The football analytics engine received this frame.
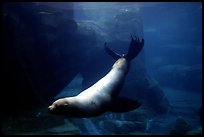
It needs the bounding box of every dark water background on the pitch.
[2,2,202,135]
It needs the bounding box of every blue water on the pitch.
[2,2,202,135]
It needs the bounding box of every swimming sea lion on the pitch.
[48,36,144,118]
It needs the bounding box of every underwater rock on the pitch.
[76,20,108,49]
[187,126,202,135]
[170,117,190,135]
[2,3,77,115]
[100,120,146,134]
[2,2,100,116]
[121,74,170,114]
[107,8,143,41]
[141,76,170,114]
[54,74,83,100]
[2,115,62,135]
[153,64,202,91]
[77,21,100,38]
[119,108,153,122]
[1,106,80,135]
[147,88,170,114]
[42,120,80,135]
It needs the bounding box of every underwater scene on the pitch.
[2,2,202,135]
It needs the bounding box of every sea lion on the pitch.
[48,36,144,118]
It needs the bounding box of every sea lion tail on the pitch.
[104,35,144,61]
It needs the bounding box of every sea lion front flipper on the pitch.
[108,97,141,113]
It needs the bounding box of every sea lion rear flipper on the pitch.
[104,35,144,61]
[108,97,141,113]
[125,35,144,61]
[104,42,122,60]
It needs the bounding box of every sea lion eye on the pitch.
[63,104,69,107]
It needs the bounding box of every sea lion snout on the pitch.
[48,105,55,111]
[48,105,57,114]
[48,104,62,114]
[48,100,70,114]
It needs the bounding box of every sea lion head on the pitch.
[48,97,79,116]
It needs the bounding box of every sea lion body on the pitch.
[48,36,144,117]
